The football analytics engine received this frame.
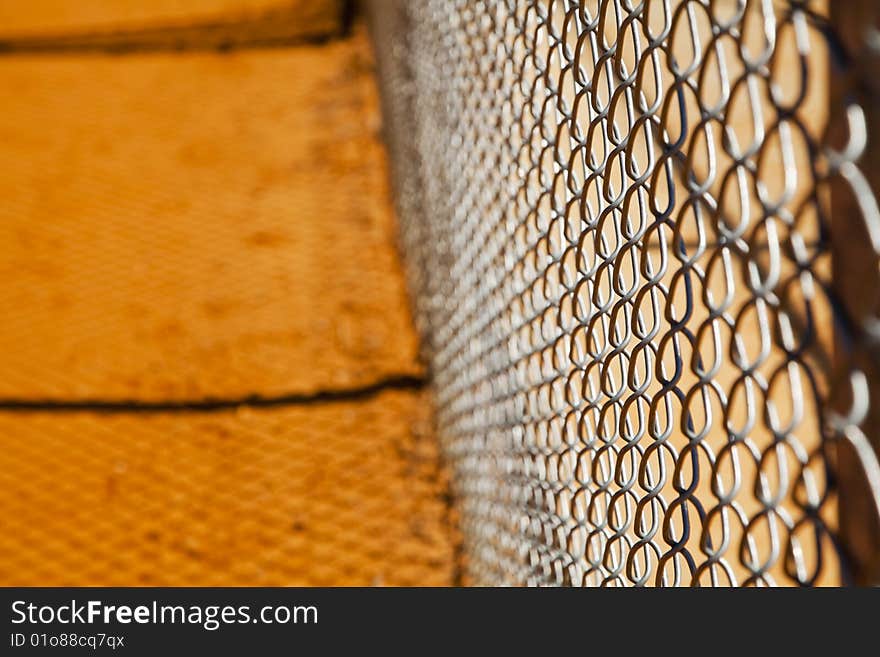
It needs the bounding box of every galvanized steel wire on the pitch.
[370,0,880,586]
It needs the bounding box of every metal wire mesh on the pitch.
[371,0,880,586]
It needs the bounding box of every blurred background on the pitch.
[0,0,458,585]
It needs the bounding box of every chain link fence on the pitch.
[369,0,880,586]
